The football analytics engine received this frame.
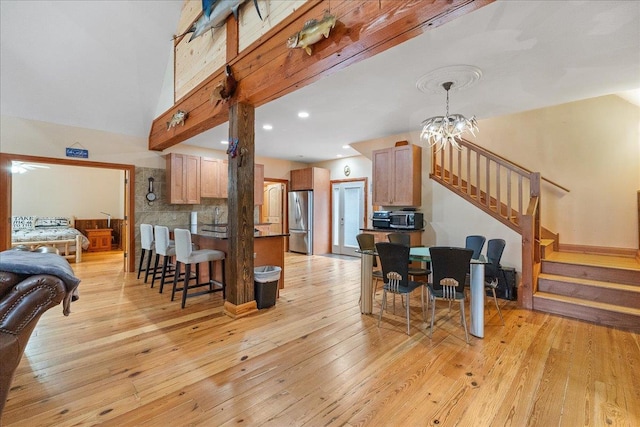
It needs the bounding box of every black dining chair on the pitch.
[465,235,486,259]
[375,242,425,335]
[428,246,474,344]
[464,235,486,287]
[484,239,506,325]
[387,232,430,281]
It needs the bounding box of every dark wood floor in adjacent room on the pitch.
[3,251,639,426]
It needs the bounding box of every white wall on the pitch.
[12,164,124,219]
[1,115,166,168]
[466,95,640,250]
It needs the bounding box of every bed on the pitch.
[11,216,90,263]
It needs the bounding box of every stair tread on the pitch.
[538,273,640,291]
[540,239,554,247]
[534,292,640,315]
[543,258,640,273]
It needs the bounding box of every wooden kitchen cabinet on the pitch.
[201,159,263,205]
[290,167,314,191]
[167,153,201,204]
[372,143,422,207]
[201,157,228,198]
[86,228,112,252]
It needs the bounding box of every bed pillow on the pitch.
[35,217,70,228]
[12,216,37,230]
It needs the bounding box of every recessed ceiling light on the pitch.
[342,145,350,149]
[220,140,228,145]
[298,111,309,118]
[336,154,343,158]
[263,124,273,130]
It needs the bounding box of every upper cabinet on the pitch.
[201,158,264,205]
[168,153,264,205]
[166,153,201,204]
[290,167,316,191]
[372,143,422,207]
[201,157,228,199]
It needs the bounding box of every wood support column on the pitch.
[223,102,258,319]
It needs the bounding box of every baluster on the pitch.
[485,157,491,208]
[506,169,513,224]
[518,175,523,216]
[496,163,501,217]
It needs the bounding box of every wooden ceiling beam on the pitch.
[149,0,493,152]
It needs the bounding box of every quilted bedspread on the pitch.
[12,227,90,250]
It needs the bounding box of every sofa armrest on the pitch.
[0,273,66,335]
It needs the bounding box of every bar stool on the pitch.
[151,225,176,292]
[137,224,154,283]
[172,228,226,308]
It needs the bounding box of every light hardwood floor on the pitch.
[3,251,639,426]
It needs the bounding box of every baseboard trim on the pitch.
[223,300,258,319]
[558,243,637,258]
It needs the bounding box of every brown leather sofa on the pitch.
[0,250,80,420]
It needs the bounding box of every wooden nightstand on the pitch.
[86,228,112,252]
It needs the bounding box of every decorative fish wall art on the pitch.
[167,110,188,130]
[287,11,337,55]
[175,0,263,43]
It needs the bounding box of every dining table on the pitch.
[357,246,489,338]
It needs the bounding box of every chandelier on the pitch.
[420,81,478,151]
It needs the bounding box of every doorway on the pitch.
[331,179,366,256]
[260,179,287,234]
[0,153,135,272]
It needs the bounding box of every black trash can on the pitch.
[254,266,281,309]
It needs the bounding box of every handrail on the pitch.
[457,138,570,193]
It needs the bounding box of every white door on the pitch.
[332,180,365,256]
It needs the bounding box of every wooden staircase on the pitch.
[431,139,640,332]
[535,255,640,331]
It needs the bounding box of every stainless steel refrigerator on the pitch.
[288,190,313,254]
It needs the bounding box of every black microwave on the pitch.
[389,212,424,229]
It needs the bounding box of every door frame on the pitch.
[0,152,136,272]
[330,177,368,255]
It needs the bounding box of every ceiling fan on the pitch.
[11,161,50,174]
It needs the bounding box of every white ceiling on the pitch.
[1,1,639,164]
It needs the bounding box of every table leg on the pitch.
[469,263,485,338]
[360,253,373,314]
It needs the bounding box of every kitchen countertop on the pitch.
[168,225,288,240]
[360,227,424,232]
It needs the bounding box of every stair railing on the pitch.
[430,138,541,309]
